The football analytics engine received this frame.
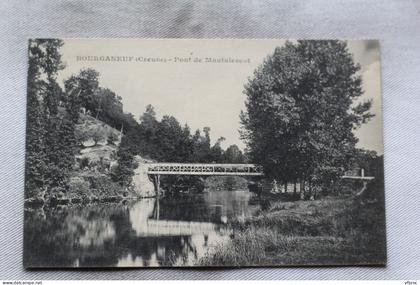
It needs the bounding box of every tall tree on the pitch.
[155,116,193,162]
[180,124,194,162]
[112,144,137,187]
[223,144,245,163]
[240,40,373,193]
[139,104,159,156]
[140,104,158,130]
[94,88,124,129]
[25,39,83,198]
[25,40,48,198]
[25,39,72,198]
[64,68,100,116]
[210,137,226,163]
[191,128,212,162]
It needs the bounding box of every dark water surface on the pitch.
[24,190,262,267]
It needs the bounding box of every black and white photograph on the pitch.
[23,38,385,268]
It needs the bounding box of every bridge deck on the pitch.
[341,175,375,181]
[146,163,374,180]
[146,163,264,176]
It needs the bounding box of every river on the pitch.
[24,190,265,267]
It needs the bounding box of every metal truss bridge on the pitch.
[146,163,264,176]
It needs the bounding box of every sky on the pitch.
[57,39,383,154]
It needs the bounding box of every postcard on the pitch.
[24,39,385,267]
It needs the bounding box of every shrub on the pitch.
[75,128,89,147]
[79,157,90,169]
[107,132,119,145]
[68,177,90,196]
[88,126,106,146]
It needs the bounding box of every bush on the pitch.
[88,126,106,146]
[68,177,90,196]
[79,157,90,169]
[87,175,123,197]
[107,132,119,145]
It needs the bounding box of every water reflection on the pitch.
[24,190,260,267]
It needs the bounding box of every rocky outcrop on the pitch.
[131,155,156,198]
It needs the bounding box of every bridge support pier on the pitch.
[153,174,161,198]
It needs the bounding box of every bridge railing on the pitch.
[341,168,375,181]
[146,163,264,176]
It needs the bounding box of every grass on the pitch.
[198,188,386,266]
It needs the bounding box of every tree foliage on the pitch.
[240,40,374,188]
[64,68,99,114]
[25,40,247,197]
[89,126,106,146]
[223,144,245,163]
[64,71,137,133]
[25,39,78,198]
[112,104,246,190]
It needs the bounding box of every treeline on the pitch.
[112,104,246,189]
[63,68,138,133]
[26,39,246,199]
[25,39,139,200]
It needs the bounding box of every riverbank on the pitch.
[198,189,386,266]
